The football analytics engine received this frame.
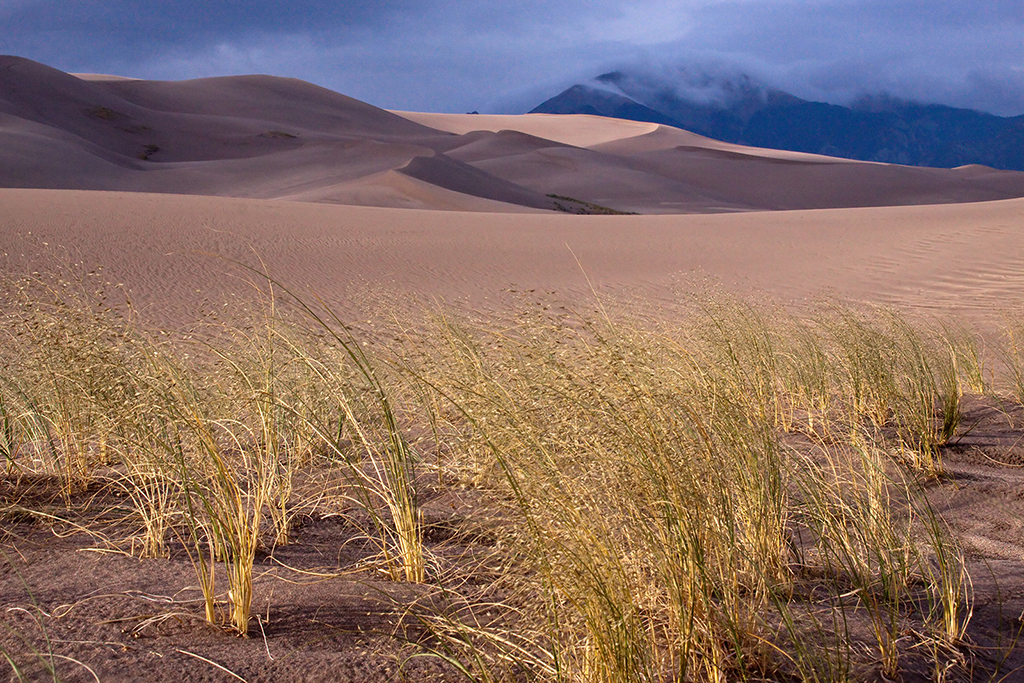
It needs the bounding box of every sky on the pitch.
[2,0,1022,116]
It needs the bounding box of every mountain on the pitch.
[523,85,681,128]
[531,72,1024,171]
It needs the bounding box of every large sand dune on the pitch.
[5,55,1024,213]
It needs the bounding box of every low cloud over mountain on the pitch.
[532,68,1024,171]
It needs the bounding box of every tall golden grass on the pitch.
[0,273,1011,680]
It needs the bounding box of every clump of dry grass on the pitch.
[0,274,427,636]
[404,299,979,681]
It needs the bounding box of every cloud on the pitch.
[2,1,415,39]
[1,0,1021,116]
[664,0,1024,114]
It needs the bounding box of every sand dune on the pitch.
[71,73,142,82]
[4,56,1024,213]
[587,123,855,161]
[391,111,662,148]
[397,154,556,209]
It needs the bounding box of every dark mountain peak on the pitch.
[605,67,772,111]
[529,84,681,128]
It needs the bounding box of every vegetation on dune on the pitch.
[1,270,1023,680]
[547,194,638,215]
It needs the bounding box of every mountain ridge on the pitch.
[531,74,1024,171]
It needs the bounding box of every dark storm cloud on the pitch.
[2,1,415,39]
[1,0,620,49]
[0,0,422,68]
[1,0,1021,115]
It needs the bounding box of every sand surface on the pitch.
[1,188,1022,330]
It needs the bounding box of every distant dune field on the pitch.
[4,55,1024,215]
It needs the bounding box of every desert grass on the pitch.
[402,301,983,681]
[0,273,1015,679]
[998,318,1024,405]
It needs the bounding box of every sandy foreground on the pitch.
[2,187,1023,682]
